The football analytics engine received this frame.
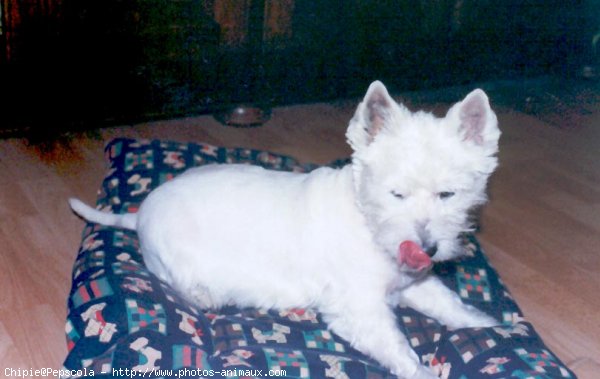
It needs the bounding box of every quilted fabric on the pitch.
[63,138,576,378]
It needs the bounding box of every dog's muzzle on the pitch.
[416,223,437,258]
[424,244,438,258]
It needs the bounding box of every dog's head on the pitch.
[346,81,500,266]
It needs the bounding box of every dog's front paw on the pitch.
[407,365,438,379]
[448,307,500,330]
[474,313,501,328]
[468,308,501,328]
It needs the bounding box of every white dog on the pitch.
[70,81,501,379]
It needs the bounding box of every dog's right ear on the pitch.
[446,88,500,156]
[346,81,395,151]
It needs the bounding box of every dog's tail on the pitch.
[69,198,137,231]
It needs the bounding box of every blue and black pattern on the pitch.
[63,138,575,378]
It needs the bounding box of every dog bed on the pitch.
[62,138,575,379]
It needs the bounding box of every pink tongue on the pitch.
[398,241,432,270]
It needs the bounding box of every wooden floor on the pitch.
[0,80,598,378]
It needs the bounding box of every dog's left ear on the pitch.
[448,89,500,153]
[346,81,396,151]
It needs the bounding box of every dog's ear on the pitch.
[346,81,395,151]
[448,89,500,153]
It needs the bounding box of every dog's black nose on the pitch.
[425,244,438,257]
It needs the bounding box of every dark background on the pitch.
[1,0,598,138]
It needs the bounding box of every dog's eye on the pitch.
[438,191,455,200]
[391,191,405,199]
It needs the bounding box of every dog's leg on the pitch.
[396,275,498,329]
[322,295,437,379]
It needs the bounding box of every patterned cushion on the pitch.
[63,138,575,378]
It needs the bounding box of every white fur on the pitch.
[70,81,501,379]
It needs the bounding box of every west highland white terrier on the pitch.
[70,81,501,379]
